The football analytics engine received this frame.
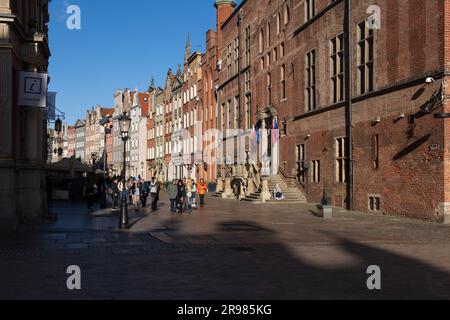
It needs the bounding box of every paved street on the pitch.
[1,193,450,300]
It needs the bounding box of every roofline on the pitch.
[221,0,248,30]
[187,51,202,64]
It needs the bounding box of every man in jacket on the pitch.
[149,177,159,211]
[197,179,208,207]
[167,180,178,213]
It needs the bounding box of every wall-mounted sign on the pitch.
[18,72,48,108]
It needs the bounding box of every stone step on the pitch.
[266,200,307,204]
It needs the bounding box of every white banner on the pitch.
[18,72,48,108]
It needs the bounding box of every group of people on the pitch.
[107,176,161,212]
[81,173,209,215]
[166,178,208,214]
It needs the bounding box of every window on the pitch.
[245,26,251,67]
[259,29,264,53]
[221,103,226,132]
[245,95,251,130]
[281,64,287,100]
[311,160,320,183]
[234,96,239,129]
[284,5,290,25]
[358,21,375,94]
[305,0,315,21]
[277,12,281,34]
[330,34,344,103]
[244,70,251,93]
[369,196,381,212]
[273,48,277,62]
[306,50,316,111]
[227,100,232,130]
[296,145,306,184]
[226,43,233,78]
[267,73,272,105]
[234,38,240,74]
[280,42,285,57]
[336,137,348,183]
[373,134,379,169]
[267,22,271,47]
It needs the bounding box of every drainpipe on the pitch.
[344,0,354,210]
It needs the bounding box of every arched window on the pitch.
[284,5,290,25]
[259,28,264,53]
[277,12,281,34]
[281,65,286,100]
[267,73,272,105]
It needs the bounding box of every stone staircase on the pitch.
[242,175,307,204]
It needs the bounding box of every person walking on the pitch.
[149,177,159,211]
[191,179,197,209]
[167,180,178,214]
[140,179,149,208]
[186,179,193,213]
[111,178,119,209]
[83,177,96,214]
[177,179,186,213]
[197,178,208,207]
[131,180,140,211]
[233,178,242,201]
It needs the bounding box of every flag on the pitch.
[272,118,279,145]
[254,125,260,145]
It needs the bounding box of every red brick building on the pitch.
[181,37,203,180]
[213,0,450,222]
[199,29,219,183]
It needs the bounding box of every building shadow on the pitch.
[2,214,450,299]
[133,219,450,299]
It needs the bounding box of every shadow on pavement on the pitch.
[1,204,450,299]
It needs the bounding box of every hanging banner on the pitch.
[46,92,57,120]
[18,72,48,108]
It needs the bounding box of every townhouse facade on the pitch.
[168,67,185,181]
[182,40,203,180]
[74,119,86,162]
[112,89,133,176]
[67,126,76,158]
[154,88,166,181]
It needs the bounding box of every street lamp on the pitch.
[99,116,112,209]
[118,112,131,229]
[55,118,62,133]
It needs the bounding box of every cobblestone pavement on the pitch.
[1,194,450,299]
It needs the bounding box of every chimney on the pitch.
[215,0,237,54]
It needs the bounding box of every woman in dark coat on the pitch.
[176,179,186,213]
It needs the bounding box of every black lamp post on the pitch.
[99,116,112,209]
[118,112,131,229]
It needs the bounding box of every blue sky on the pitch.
[48,0,231,124]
